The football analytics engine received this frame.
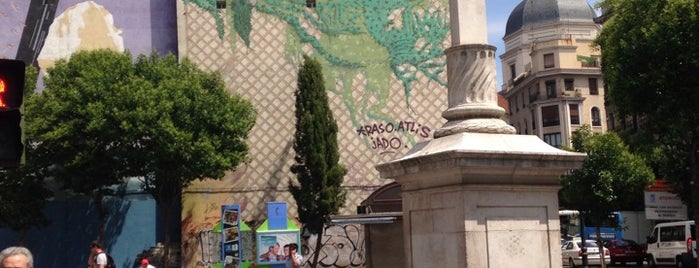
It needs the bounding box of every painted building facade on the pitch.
[2,0,452,267]
[1,1,178,267]
[175,1,450,267]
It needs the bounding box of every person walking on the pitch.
[89,241,108,268]
[140,258,155,268]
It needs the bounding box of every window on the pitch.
[529,86,539,102]
[544,133,562,148]
[659,226,685,242]
[542,105,560,127]
[521,92,525,108]
[589,78,598,95]
[591,107,602,126]
[569,104,580,125]
[546,80,557,98]
[544,53,554,68]
[565,78,574,91]
[607,112,615,130]
[531,110,537,130]
[510,64,516,81]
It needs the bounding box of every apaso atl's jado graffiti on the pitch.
[357,121,432,153]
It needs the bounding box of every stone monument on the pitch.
[374,0,586,267]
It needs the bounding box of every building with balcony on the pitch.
[500,0,606,148]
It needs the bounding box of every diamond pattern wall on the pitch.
[178,2,449,266]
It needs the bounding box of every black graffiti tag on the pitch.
[357,121,432,153]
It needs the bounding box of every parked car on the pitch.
[561,239,610,267]
[602,239,645,266]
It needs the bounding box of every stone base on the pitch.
[376,132,585,268]
[403,184,561,268]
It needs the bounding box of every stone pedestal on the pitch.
[375,133,585,268]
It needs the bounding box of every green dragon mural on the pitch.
[184,0,450,147]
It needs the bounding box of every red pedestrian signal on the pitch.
[0,78,6,108]
[0,59,26,168]
[0,59,25,111]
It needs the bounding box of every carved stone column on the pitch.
[435,44,515,138]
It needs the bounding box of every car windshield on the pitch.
[616,240,637,247]
[577,242,598,248]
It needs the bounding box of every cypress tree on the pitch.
[290,55,347,268]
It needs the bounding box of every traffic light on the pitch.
[0,59,26,168]
[0,59,25,110]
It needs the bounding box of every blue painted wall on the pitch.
[0,179,180,268]
[0,0,179,267]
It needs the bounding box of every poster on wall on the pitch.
[222,204,241,268]
[256,231,300,264]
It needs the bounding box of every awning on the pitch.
[330,212,402,225]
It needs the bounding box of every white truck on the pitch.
[646,220,696,267]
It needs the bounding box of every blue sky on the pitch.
[485,0,601,89]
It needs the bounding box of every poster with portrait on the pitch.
[256,231,300,264]
[221,204,241,268]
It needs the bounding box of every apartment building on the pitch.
[500,0,606,148]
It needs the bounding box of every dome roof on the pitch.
[505,0,597,37]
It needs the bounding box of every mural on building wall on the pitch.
[2,0,450,266]
[178,1,451,267]
[37,1,125,70]
[184,0,449,151]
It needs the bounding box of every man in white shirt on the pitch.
[89,241,107,268]
[285,243,302,268]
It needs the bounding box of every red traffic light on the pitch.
[0,59,26,111]
[0,59,25,168]
[0,78,6,108]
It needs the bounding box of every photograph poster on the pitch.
[257,231,300,264]
[221,204,241,268]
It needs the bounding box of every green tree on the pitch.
[560,125,654,267]
[24,50,140,244]
[130,52,256,266]
[595,1,699,261]
[24,50,257,265]
[0,65,52,245]
[289,55,347,268]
